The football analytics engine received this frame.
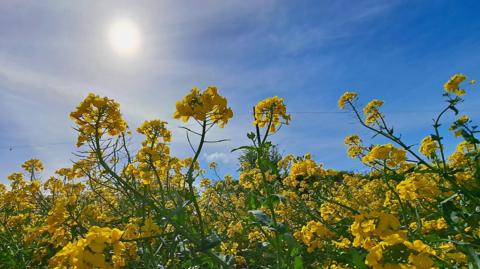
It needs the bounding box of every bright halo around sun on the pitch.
[109,18,141,57]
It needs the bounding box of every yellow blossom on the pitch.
[70,93,127,147]
[174,86,233,127]
[338,91,358,109]
[21,159,44,173]
[253,96,291,132]
[363,99,384,126]
[444,73,466,96]
[361,144,406,167]
[419,136,439,157]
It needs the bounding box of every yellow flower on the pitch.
[111,228,124,242]
[344,134,364,158]
[50,226,132,269]
[70,93,127,147]
[419,136,439,157]
[396,173,440,202]
[21,159,44,173]
[332,237,351,249]
[208,161,218,170]
[226,221,243,238]
[404,240,436,255]
[338,91,358,109]
[350,212,403,249]
[361,144,406,167]
[365,243,384,267]
[253,96,291,132]
[200,178,211,188]
[456,115,469,125]
[141,216,161,237]
[444,73,466,96]
[363,99,384,126]
[283,158,325,189]
[220,242,239,256]
[450,115,469,136]
[173,86,233,128]
[137,119,171,144]
[294,220,334,252]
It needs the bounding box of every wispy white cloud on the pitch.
[203,152,236,164]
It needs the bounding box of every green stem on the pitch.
[185,119,207,240]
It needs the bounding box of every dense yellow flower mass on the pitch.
[253,96,291,132]
[283,157,325,190]
[173,86,233,127]
[396,173,441,202]
[1,74,479,268]
[49,226,132,269]
[294,220,334,253]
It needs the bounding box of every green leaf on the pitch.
[247,192,260,210]
[461,129,480,144]
[231,145,255,152]
[350,249,367,269]
[283,233,298,249]
[261,194,286,208]
[272,222,287,234]
[248,210,271,225]
[198,233,222,251]
[294,255,303,269]
[449,105,459,115]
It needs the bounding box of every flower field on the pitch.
[1,74,479,268]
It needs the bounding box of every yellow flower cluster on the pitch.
[409,218,447,234]
[122,120,177,185]
[396,173,440,202]
[137,119,172,145]
[173,86,233,127]
[450,115,470,137]
[140,216,162,237]
[21,158,44,173]
[136,119,172,163]
[350,212,402,249]
[444,73,466,96]
[253,96,291,132]
[338,91,358,109]
[366,235,436,269]
[419,135,439,157]
[70,93,127,147]
[49,226,131,269]
[448,141,476,168]
[282,157,325,190]
[344,134,364,158]
[363,99,384,126]
[239,168,275,191]
[294,220,334,253]
[226,221,243,238]
[361,144,406,167]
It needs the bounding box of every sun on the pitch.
[108,18,141,57]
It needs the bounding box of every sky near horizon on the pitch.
[1,0,480,182]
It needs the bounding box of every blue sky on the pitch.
[1,0,480,182]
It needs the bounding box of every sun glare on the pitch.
[108,18,140,57]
